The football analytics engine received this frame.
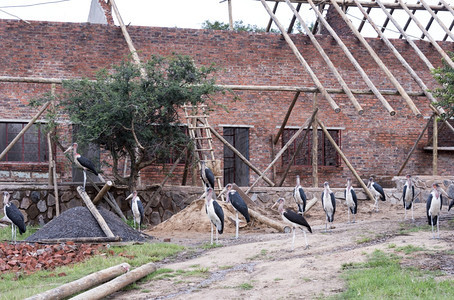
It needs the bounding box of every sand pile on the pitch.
[26,207,147,242]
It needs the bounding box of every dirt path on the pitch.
[110,201,454,299]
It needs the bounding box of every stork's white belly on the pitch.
[346,190,354,208]
[206,202,221,229]
[323,195,334,213]
[132,201,140,223]
[429,197,441,217]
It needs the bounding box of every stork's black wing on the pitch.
[373,183,386,201]
[213,200,224,234]
[202,168,215,189]
[330,192,336,215]
[294,187,307,213]
[5,204,26,234]
[229,191,250,222]
[351,189,358,214]
[77,156,98,175]
[137,200,144,225]
[283,209,312,233]
[449,200,454,212]
[402,185,415,209]
[426,193,433,225]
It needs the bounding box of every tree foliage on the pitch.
[33,54,222,189]
[202,20,279,33]
[431,52,454,119]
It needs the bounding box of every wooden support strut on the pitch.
[329,0,422,117]
[259,0,341,114]
[25,263,130,300]
[92,181,113,205]
[245,108,318,194]
[317,119,376,202]
[77,186,115,238]
[307,0,395,116]
[274,91,300,145]
[420,0,454,42]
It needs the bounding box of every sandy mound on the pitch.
[26,207,147,242]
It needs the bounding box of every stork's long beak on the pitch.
[125,193,133,200]
[271,201,278,209]
[217,187,227,199]
[64,145,73,154]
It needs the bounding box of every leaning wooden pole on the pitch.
[246,109,318,194]
[25,263,131,300]
[77,186,115,238]
[397,114,433,176]
[420,0,454,41]
[0,101,50,161]
[92,181,113,205]
[70,262,157,300]
[318,119,375,201]
[274,91,300,145]
[433,116,438,176]
[312,93,319,187]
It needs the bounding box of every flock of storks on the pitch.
[201,161,453,250]
[1,144,451,248]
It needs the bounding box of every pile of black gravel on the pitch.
[26,206,147,242]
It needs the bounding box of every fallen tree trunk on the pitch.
[70,262,157,300]
[25,263,131,300]
[305,197,319,212]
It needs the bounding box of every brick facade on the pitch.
[0,19,453,189]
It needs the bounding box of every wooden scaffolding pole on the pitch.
[433,116,438,176]
[245,108,318,194]
[420,0,454,41]
[259,0,341,114]
[285,0,364,115]
[440,0,454,16]
[307,0,395,116]
[397,0,454,69]
[318,119,375,201]
[312,93,319,187]
[397,114,434,176]
[274,91,300,145]
[353,0,441,107]
[330,0,422,117]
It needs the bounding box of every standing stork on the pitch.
[345,178,358,223]
[293,175,307,215]
[200,160,215,190]
[65,143,99,190]
[205,187,224,244]
[126,191,144,232]
[426,183,443,239]
[3,191,26,243]
[220,183,250,239]
[367,177,386,212]
[402,174,415,221]
[321,181,336,232]
[272,198,312,250]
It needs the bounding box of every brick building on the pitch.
[0,3,453,190]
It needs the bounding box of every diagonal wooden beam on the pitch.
[274,91,301,145]
[358,6,372,33]
[285,0,364,114]
[287,2,302,33]
[381,0,398,33]
[439,0,454,16]
[419,0,454,41]
[266,1,280,32]
[329,0,422,117]
[260,0,341,113]
[307,0,395,116]
[397,0,454,69]
[443,20,454,41]
[311,2,326,34]
[399,2,418,39]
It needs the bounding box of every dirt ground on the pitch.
[110,198,454,300]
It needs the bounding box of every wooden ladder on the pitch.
[183,103,223,195]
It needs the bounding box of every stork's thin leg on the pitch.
[411,204,414,221]
[83,170,87,190]
[291,228,295,251]
[235,212,239,239]
[210,223,214,245]
[325,216,328,233]
[353,213,356,223]
[303,230,308,249]
[437,217,440,239]
[347,208,350,224]
[216,227,219,244]
[404,205,407,220]
[11,224,14,244]
[431,217,434,239]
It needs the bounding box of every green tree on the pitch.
[431,52,454,119]
[202,20,278,33]
[33,54,222,189]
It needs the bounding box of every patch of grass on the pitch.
[237,282,253,290]
[333,250,454,299]
[0,225,40,241]
[247,248,270,261]
[0,242,184,299]
[274,277,283,281]
[182,267,209,277]
[398,223,430,235]
[388,243,396,248]
[395,244,426,255]
[201,242,223,249]
[356,236,372,244]
[219,265,233,270]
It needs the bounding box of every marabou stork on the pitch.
[426,183,443,239]
[345,178,358,223]
[367,177,386,212]
[321,181,336,232]
[220,183,250,239]
[126,191,144,231]
[65,143,99,190]
[205,187,224,244]
[293,175,307,215]
[200,160,215,190]
[402,174,415,221]
[3,191,26,243]
[272,198,312,250]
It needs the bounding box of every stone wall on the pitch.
[2,176,453,228]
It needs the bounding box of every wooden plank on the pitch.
[273,91,301,145]
[77,186,115,238]
[307,0,395,116]
[70,262,157,300]
[92,181,113,205]
[259,0,341,114]
[246,108,318,194]
[25,263,130,300]
[330,0,422,117]
[285,0,364,114]
[0,101,50,161]
[318,119,376,201]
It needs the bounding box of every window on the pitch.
[223,127,249,186]
[282,128,340,167]
[0,122,48,162]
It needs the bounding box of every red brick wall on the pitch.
[0,19,453,188]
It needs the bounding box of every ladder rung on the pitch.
[188,126,208,129]
[185,115,207,118]
[194,137,212,140]
[194,148,213,152]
